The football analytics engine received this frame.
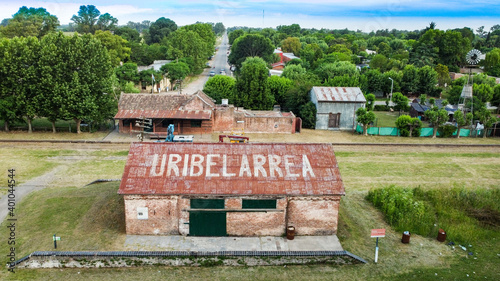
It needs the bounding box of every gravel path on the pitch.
[0,165,66,223]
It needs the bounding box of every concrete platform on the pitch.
[124,235,343,252]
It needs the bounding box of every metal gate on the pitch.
[189,199,226,236]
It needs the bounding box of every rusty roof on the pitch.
[312,87,366,103]
[114,91,215,119]
[114,109,212,120]
[118,142,345,196]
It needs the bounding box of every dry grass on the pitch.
[0,131,110,140]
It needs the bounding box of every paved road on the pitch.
[181,33,232,95]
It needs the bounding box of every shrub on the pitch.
[438,124,457,138]
[374,105,390,111]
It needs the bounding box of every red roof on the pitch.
[114,109,212,120]
[118,143,345,196]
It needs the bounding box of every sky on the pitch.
[1,1,499,32]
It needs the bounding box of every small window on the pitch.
[137,207,148,219]
[191,120,202,127]
[242,199,277,209]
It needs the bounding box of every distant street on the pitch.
[181,33,232,95]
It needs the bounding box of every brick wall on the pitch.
[226,198,287,236]
[123,195,179,235]
[124,195,341,236]
[287,197,341,235]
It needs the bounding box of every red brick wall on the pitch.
[287,197,341,235]
[123,195,179,235]
[226,198,287,236]
[123,195,341,236]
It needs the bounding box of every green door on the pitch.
[189,199,226,236]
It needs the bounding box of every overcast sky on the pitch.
[2,1,499,32]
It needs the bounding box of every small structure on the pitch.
[118,142,345,236]
[114,91,299,135]
[410,99,457,122]
[137,60,173,93]
[310,87,366,130]
[272,48,299,70]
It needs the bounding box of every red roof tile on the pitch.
[114,109,212,120]
[118,143,345,196]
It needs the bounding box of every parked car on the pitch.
[209,70,215,76]
[220,70,226,75]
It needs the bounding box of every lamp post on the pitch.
[388,77,394,104]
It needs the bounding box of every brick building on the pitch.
[114,91,298,135]
[118,142,345,236]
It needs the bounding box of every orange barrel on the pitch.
[286,226,295,240]
[401,231,411,244]
[437,229,446,242]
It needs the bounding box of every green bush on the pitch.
[438,124,457,138]
[367,185,500,244]
[367,185,435,236]
[374,105,390,111]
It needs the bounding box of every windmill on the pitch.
[459,49,482,119]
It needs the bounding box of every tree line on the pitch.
[0,33,114,133]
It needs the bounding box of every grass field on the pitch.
[0,141,498,280]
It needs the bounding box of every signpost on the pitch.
[371,229,386,263]
[53,234,61,249]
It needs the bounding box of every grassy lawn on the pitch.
[373,111,400,127]
[0,143,498,280]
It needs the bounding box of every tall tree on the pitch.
[6,37,41,133]
[213,22,225,35]
[71,5,117,34]
[0,6,59,38]
[229,34,274,70]
[167,28,208,74]
[145,17,177,44]
[94,30,131,66]
[435,64,450,88]
[268,76,294,107]
[401,65,419,95]
[417,65,438,95]
[234,57,275,110]
[228,29,244,45]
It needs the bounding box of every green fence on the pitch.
[356,125,489,137]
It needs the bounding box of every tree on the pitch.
[483,48,500,77]
[369,54,389,71]
[417,65,438,95]
[473,83,494,104]
[94,30,131,66]
[234,57,275,110]
[167,28,210,74]
[420,94,427,105]
[315,61,357,83]
[395,115,422,137]
[435,64,450,88]
[71,5,116,34]
[213,22,225,35]
[277,24,301,36]
[146,17,177,44]
[161,62,190,89]
[365,94,376,111]
[5,37,41,133]
[454,110,472,138]
[401,65,419,95]
[356,107,376,136]
[281,37,301,55]
[114,26,141,43]
[203,75,236,104]
[491,84,500,107]
[268,76,294,107]
[229,34,274,70]
[0,6,59,38]
[475,108,497,138]
[228,29,244,45]
[115,63,140,86]
[37,32,114,133]
[282,64,307,80]
[425,107,449,138]
[299,101,317,129]
[392,92,410,115]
